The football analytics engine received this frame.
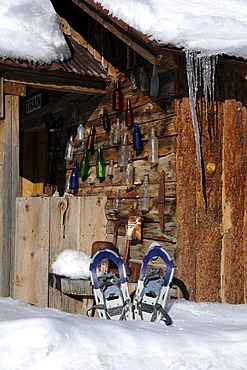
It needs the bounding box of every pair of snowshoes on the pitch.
[89,243,175,325]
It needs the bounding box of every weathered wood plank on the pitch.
[12,197,50,306]
[0,96,19,297]
[49,195,108,263]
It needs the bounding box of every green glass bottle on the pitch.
[96,146,105,181]
[79,148,89,182]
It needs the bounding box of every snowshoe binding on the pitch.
[133,243,175,325]
[89,248,133,320]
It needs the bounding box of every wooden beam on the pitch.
[4,81,26,96]
[1,66,107,94]
[71,0,162,65]
[6,79,106,95]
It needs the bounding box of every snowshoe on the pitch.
[133,243,174,325]
[89,248,133,320]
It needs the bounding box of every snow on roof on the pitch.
[96,0,247,59]
[0,0,70,64]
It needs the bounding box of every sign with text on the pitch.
[26,93,42,114]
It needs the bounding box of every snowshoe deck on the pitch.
[89,249,133,320]
[133,243,175,325]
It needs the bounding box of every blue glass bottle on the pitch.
[133,122,143,151]
[69,161,79,193]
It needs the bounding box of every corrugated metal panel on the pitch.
[59,36,108,77]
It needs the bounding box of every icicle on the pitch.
[200,54,218,115]
[185,50,203,187]
[185,50,218,189]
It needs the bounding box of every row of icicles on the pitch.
[185,50,218,188]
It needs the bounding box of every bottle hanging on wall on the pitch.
[113,189,121,214]
[77,122,84,142]
[112,118,121,145]
[133,122,143,152]
[69,161,79,193]
[140,67,149,92]
[86,125,96,155]
[124,154,134,185]
[79,148,89,182]
[150,64,160,98]
[102,108,111,132]
[112,81,123,111]
[148,128,159,169]
[118,132,129,171]
[125,98,134,130]
[64,134,74,161]
[139,174,150,212]
[96,145,105,181]
[108,159,114,179]
[130,73,138,91]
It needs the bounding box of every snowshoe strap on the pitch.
[154,303,172,326]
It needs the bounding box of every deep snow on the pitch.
[0,297,246,369]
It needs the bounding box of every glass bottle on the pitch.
[64,135,74,161]
[148,128,159,169]
[133,122,143,152]
[86,125,96,155]
[112,81,123,111]
[118,132,129,171]
[150,64,160,98]
[140,67,149,92]
[79,148,89,182]
[96,146,105,181]
[139,174,150,212]
[108,159,114,179]
[125,154,134,185]
[113,189,121,213]
[77,123,84,142]
[69,161,79,193]
[102,108,111,132]
[130,73,138,91]
[64,173,71,194]
[125,98,134,130]
[112,119,121,145]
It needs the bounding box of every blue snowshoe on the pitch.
[89,249,133,320]
[133,243,175,325]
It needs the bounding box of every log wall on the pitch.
[175,56,247,304]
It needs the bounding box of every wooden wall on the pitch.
[175,57,247,304]
[12,196,107,313]
[67,55,179,263]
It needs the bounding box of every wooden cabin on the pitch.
[0,0,246,313]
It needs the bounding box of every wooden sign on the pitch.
[26,93,42,114]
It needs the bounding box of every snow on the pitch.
[0,0,70,63]
[1,0,247,64]
[0,296,246,369]
[51,249,91,279]
[96,0,247,58]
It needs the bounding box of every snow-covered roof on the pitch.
[1,0,247,66]
[0,0,70,64]
[95,0,247,59]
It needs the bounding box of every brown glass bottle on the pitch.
[125,98,134,130]
[86,125,96,155]
[112,81,123,111]
[102,108,111,132]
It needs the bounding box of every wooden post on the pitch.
[0,95,19,297]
